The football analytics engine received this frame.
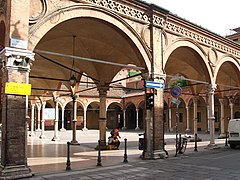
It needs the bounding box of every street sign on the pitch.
[146,81,164,89]
[170,86,182,98]
[171,97,181,106]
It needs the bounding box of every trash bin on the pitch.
[138,133,145,150]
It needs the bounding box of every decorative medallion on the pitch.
[0,0,6,15]
[208,48,218,67]
[29,0,47,24]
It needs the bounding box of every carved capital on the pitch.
[0,47,34,71]
[208,84,217,94]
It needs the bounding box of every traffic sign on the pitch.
[170,86,182,98]
[146,81,164,89]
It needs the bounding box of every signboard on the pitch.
[170,86,182,98]
[146,81,164,89]
[44,108,55,120]
[5,82,31,96]
[171,97,181,106]
[10,38,28,49]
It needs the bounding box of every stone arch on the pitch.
[107,102,122,129]
[87,101,100,129]
[164,38,213,84]
[29,4,151,72]
[125,103,136,129]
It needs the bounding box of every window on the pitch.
[215,112,219,122]
[197,112,201,123]
[179,113,183,123]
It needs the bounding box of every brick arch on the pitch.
[28,4,151,72]
[164,38,213,84]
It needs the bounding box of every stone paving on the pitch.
[26,130,237,180]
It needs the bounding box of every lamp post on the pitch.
[70,74,78,144]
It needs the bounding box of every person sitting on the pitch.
[109,127,121,149]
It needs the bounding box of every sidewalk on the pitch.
[27,130,227,179]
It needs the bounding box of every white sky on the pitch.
[145,0,239,36]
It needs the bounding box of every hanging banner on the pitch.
[5,82,31,96]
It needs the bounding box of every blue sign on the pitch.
[146,81,164,89]
[170,86,182,98]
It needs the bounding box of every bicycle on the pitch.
[176,134,188,154]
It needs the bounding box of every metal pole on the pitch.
[194,133,198,152]
[97,140,102,166]
[225,132,228,146]
[66,142,71,171]
[123,138,128,163]
[175,102,179,157]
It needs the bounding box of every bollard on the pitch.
[194,133,198,152]
[175,133,178,157]
[97,140,102,166]
[225,132,228,146]
[66,141,71,171]
[123,138,128,163]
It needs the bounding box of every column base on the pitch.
[52,137,60,141]
[206,143,219,150]
[0,165,32,179]
[82,127,88,131]
[60,128,66,132]
[39,134,46,139]
[71,140,79,145]
[135,127,140,131]
[29,132,35,137]
[121,127,127,130]
[36,128,41,132]
[218,133,227,139]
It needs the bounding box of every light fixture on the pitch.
[70,35,77,88]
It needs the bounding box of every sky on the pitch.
[145,0,239,36]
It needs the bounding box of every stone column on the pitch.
[193,96,198,136]
[208,84,217,145]
[60,107,66,131]
[82,107,88,131]
[219,98,225,137]
[52,98,60,141]
[39,102,46,139]
[71,95,78,144]
[186,106,190,132]
[135,109,140,130]
[122,109,126,130]
[36,105,41,131]
[98,87,108,148]
[29,104,35,137]
[228,97,234,120]
[0,47,34,178]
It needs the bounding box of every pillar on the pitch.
[71,95,78,144]
[82,107,88,131]
[29,104,35,137]
[168,102,172,132]
[36,105,41,131]
[193,96,198,136]
[39,102,46,139]
[60,106,66,131]
[228,97,234,120]
[52,98,60,141]
[122,109,126,130]
[219,98,225,137]
[186,106,190,132]
[0,47,34,178]
[208,84,217,145]
[98,87,108,148]
[135,109,140,130]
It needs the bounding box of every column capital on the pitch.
[192,96,199,104]
[0,47,34,71]
[227,96,234,105]
[208,84,217,94]
[219,98,225,105]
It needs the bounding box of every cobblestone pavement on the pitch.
[25,130,240,180]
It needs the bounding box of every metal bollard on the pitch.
[97,140,102,166]
[225,132,228,146]
[123,138,128,163]
[66,141,71,171]
[175,133,178,157]
[194,133,198,152]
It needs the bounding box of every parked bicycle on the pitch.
[176,134,191,154]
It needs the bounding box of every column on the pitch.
[193,96,198,136]
[208,84,217,145]
[71,95,78,144]
[82,107,88,131]
[0,47,34,178]
[206,104,210,133]
[29,104,35,137]
[185,106,190,132]
[122,109,126,130]
[219,98,225,137]
[36,105,41,131]
[60,107,66,131]
[228,97,234,120]
[135,109,140,130]
[52,98,60,141]
[39,102,46,139]
[98,87,108,148]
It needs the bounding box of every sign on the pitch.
[44,108,55,120]
[5,82,31,96]
[146,81,164,89]
[10,38,28,49]
[170,86,182,98]
[171,97,181,106]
